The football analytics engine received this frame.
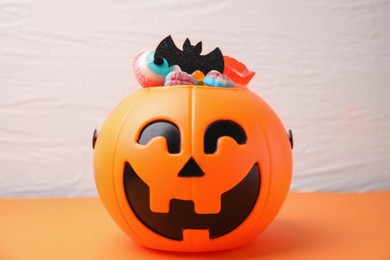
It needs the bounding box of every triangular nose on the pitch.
[178,157,205,178]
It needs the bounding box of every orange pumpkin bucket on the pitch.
[93,36,293,252]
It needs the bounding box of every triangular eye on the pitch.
[138,121,181,154]
[204,120,247,154]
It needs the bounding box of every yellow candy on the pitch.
[192,70,205,82]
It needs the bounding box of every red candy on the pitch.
[223,55,255,87]
[164,70,197,86]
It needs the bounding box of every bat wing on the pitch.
[154,35,182,66]
[196,47,224,74]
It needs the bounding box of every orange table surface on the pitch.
[1,192,390,260]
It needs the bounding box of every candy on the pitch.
[132,50,172,87]
[203,70,234,88]
[132,37,255,89]
[192,70,205,85]
[223,55,255,87]
[164,69,198,86]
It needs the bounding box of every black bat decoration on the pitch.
[154,35,224,75]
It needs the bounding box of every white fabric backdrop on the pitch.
[1,0,390,197]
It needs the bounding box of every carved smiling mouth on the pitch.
[124,162,260,241]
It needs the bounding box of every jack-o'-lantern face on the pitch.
[94,86,292,252]
[124,119,260,241]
